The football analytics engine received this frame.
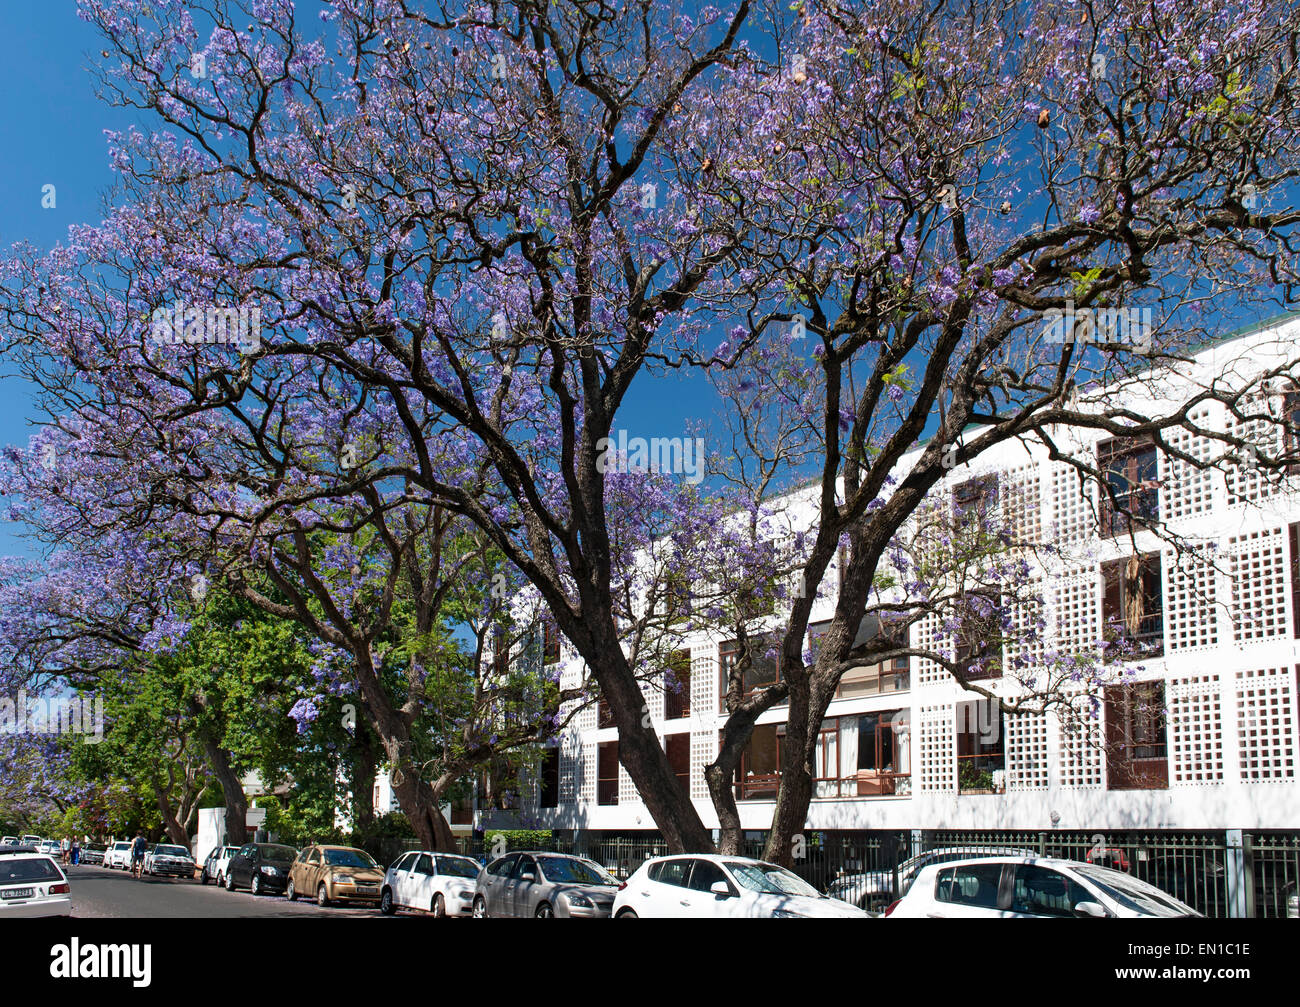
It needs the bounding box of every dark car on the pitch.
[223,843,298,896]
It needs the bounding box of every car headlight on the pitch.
[334,875,354,885]
[260,866,281,876]
[772,910,806,918]
[567,893,593,908]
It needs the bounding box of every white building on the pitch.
[489,315,1300,841]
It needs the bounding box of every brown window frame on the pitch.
[1097,434,1160,536]
[664,649,692,720]
[1104,681,1169,790]
[596,741,619,805]
[665,732,691,796]
[1101,552,1165,655]
[954,593,1003,681]
[956,700,1005,793]
[541,620,561,665]
[734,723,784,801]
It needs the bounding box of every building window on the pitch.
[664,649,691,720]
[597,741,619,805]
[1098,434,1159,535]
[1290,523,1300,638]
[957,700,1005,793]
[849,711,911,797]
[542,620,560,665]
[719,635,780,712]
[665,733,690,795]
[952,474,997,525]
[450,792,473,825]
[954,594,1002,681]
[808,618,910,698]
[1105,682,1169,789]
[538,749,559,809]
[1101,552,1164,655]
[734,723,783,801]
[491,625,510,670]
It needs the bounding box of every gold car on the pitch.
[288,845,385,907]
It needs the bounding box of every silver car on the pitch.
[472,852,619,918]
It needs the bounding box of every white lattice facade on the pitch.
[482,317,1300,836]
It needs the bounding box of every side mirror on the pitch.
[1073,901,1107,918]
[710,881,735,898]
[520,870,536,882]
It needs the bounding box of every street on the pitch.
[64,864,393,919]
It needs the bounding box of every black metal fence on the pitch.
[391,827,1300,918]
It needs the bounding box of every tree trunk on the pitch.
[584,626,715,853]
[201,735,248,846]
[389,769,458,851]
[155,786,189,846]
[763,682,815,865]
[348,721,378,834]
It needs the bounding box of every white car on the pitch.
[381,851,482,917]
[200,845,240,886]
[143,843,196,878]
[613,854,870,918]
[884,855,1202,918]
[827,846,1036,911]
[105,841,133,869]
[0,849,71,917]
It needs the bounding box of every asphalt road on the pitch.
[63,863,392,919]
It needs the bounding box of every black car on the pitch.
[223,843,298,896]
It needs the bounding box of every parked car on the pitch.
[224,843,298,896]
[143,843,196,879]
[381,851,481,916]
[614,854,870,918]
[884,855,1202,918]
[200,845,240,886]
[20,835,42,847]
[0,848,71,917]
[474,851,622,918]
[105,841,133,870]
[38,840,61,858]
[1,837,18,846]
[80,844,107,866]
[288,845,384,907]
[826,846,1035,911]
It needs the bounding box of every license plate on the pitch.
[1,888,34,900]
[357,886,378,894]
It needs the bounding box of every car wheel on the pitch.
[287,878,297,902]
[200,869,210,886]
[535,902,554,918]
[224,871,235,891]
[472,895,487,918]
[251,874,263,896]
[616,908,638,919]
[317,884,330,908]
[432,893,445,918]
[380,888,395,915]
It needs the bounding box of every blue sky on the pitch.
[0,5,719,559]
[0,6,140,556]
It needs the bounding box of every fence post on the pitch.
[1225,829,1251,918]
[1037,832,1047,857]
[911,829,924,859]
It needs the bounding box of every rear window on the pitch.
[934,864,1004,909]
[0,857,62,883]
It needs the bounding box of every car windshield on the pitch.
[0,857,61,883]
[436,856,480,878]
[155,846,189,858]
[536,857,617,886]
[113,844,130,851]
[324,849,377,868]
[258,845,299,862]
[1074,866,1197,917]
[725,861,822,898]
